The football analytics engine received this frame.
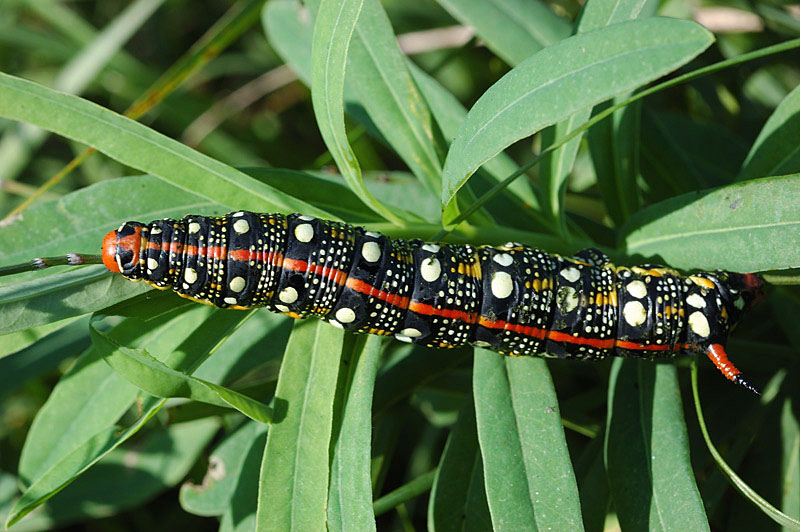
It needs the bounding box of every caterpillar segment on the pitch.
[101,211,765,393]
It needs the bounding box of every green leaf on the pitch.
[27,418,218,528]
[0,317,88,401]
[574,435,609,532]
[436,0,569,66]
[0,0,165,182]
[180,421,269,517]
[0,72,331,218]
[473,349,584,531]
[17,302,209,486]
[0,267,149,335]
[739,83,800,181]
[539,0,657,234]
[781,395,800,527]
[691,362,800,531]
[310,0,404,225]
[428,400,492,532]
[255,319,345,531]
[441,17,714,207]
[606,359,709,532]
[0,317,79,359]
[622,173,800,271]
[327,335,383,532]
[90,317,273,423]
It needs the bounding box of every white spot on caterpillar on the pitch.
[626,280,647,299]
[623,301,647,327]
[689,311,710,337]
[493,253,513,267]
[560,267,580,283]
[188,222,201,234]
[329,319,344,329]
[473,340,491,347]
[233,219,250,234]
[233,212,245,217]
[298,215,315,221]
[184,268,198,284]
[229,276,246,293]
[361,241,381,263]
[491,272,514,299]
[395,334,413,343]
[294,223,314,242]
[150,227,162,235]
[422,244,440,253]
[420,257,441,282]
[224,297,238,305]
[279,286,298,304]
[365,231,381,238]
[335,307,356,324]
[275,304,290,313]
[686,294,706,308]
[147,258,158,270]
[400,328,422,338]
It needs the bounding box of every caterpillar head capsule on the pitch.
[102,223,143,277]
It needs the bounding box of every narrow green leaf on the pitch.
[436,0,569,65]
[90,321,273,423]
[441,18,714,206]
[255,319,345,531]
[180,421,269,517]
[691,362,800,531]
[428,400,492,532]
[26,418,218,528]
[0,317,88,401]
[622,173,800,271]
[782,396,800,528]
[0,317,79,359]
[327,335,383,532]
[0,0,165,182]
[0,72,331,218]
[473,349,584,531]
[0,267,149,335]
[739,83,800,180]
[310,0,403,224]
[606,359,709,532]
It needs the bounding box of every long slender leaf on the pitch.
[310,0,404,224]
[441,18,714,207]
[0,72,331,218]
[327,335,383,532]
[180,421,269,517]
[0,0,165,182]
[622,173,800,271]
[473,349,583,531]
[436,0,569,65]
[255,319,345,531]
[606,359,709,532]
[90,323,273,423]
[739,83,800,180]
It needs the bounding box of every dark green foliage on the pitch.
[0,0,799,531]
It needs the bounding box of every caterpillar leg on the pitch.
[706,344,760,395]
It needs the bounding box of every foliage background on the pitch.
[0,0,798,531]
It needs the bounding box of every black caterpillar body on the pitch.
[101,211,765,391]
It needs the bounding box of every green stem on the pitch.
[432,37,800,241]
[691,361,800,530]
[373,469,436,517]
[0,254,103,277]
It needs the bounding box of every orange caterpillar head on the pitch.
[102,222,143,276]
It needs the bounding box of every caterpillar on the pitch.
[96,211,765,394]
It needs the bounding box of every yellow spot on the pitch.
[689,275,716,289]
